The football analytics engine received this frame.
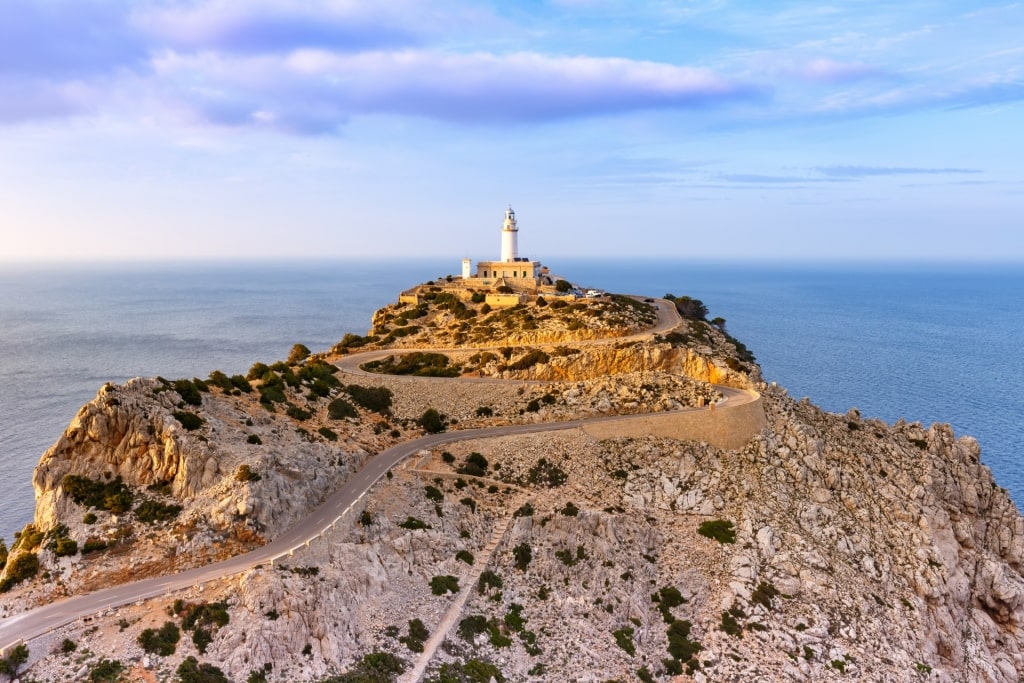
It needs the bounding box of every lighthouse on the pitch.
[500,206,518,262]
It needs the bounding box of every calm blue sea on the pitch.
[1,260,1021,541]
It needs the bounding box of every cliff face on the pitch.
[6,291,1024,683]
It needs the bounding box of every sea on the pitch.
[1,259,1021,542]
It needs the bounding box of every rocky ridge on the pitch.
[1,287,1022,683]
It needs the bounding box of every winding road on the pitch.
[0,296,759,655]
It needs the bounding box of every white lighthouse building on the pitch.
[500,206,519,262]
[464,206,546,289]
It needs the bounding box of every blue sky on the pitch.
[0,0,1021,262]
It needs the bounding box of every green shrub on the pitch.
[513,502,534,517]
[247,362,270,380]
[0,552,39,592]
[456,452,488,476]
[82,538,108,554]
[399,517,431,530]
[612,627,636,655]
[207,370,234,391]
[751,581,779,610]
[399,618,429,653]
[362,352,460,377]
[89,658,124,682]
[666,619,702,664]
[236,464,261,482]
[328,397,358,419]
[474,406,494,417]
[418,408,446,434]
[135,499,183,524]
[478,570,503,594]
[555,279,572,292]
[172,379,203,406]
[346,385,394,414]
[560,501,579,516]
[61,638,77,654]
[286,405,313,421]
[513,543,532,571]
[526,458,567,487]
[430,575,459,595]
[459,497,477,513]
[697,519,736,544]
[508,349,550,371]
[173,410,205,431]
[424,485,444,502]
[525,398,540,412]
[288,343,311,364]
[192,627,213,654]
[176,655,228,683]
[83,512,97,524]
[138,621,180,656]
[13,524,44,551]
[63,475,135,513]
[720,609,743,637]
[180,601,230,630]
[318,426,339,441]
[456,550,474,565]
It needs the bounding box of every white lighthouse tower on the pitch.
[500,206,519,262]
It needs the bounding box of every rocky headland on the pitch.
[0,285,1021,683]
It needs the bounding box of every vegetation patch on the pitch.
[362,352,461,377]
[346,385,394,413]
[0,552,39,592]
[697,519,736,544]
[430,575,460,595]
[62,475,134,514]
[173,410,206,431]
[138,621,181,656]
[135,499,183,524]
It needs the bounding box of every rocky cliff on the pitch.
[2,289,1022,683]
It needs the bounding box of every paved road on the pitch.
[0,296,756,654]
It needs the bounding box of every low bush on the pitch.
[424,485,444,502]
[513,543,532,571]
[346,385,393,413]
[62,475,134,513]
[246,433,263,445]
[0,552,39,592]
[318,426,339,441]
[399,517,431,531]
[456,550,474,565]
[88,658,124,682]
[176,656,228,683]
[236,464,261,482]
[430,575,459,595]
[82,538,108,554]
[418,408,446,434]
[697,519,736,544]
[478,570,503,594]
[138,621,180,656]
[173,379,204,406]
[508,349,550,371]
[613,627,636,656]
[135,500,183,524]
[328,398,358,420]
[286,405,312,421]
[173,411,205,431]
[526,458,567,488]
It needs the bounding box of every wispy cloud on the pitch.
[816,166,983,178]
[148,49,761,132]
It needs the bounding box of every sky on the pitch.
[0,0,1022,263]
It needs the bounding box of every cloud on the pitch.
[816,166,983,178]
[0,1,146,79]
[136,0,425,54]
[798,58,884,84]
[150,49,761,131]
